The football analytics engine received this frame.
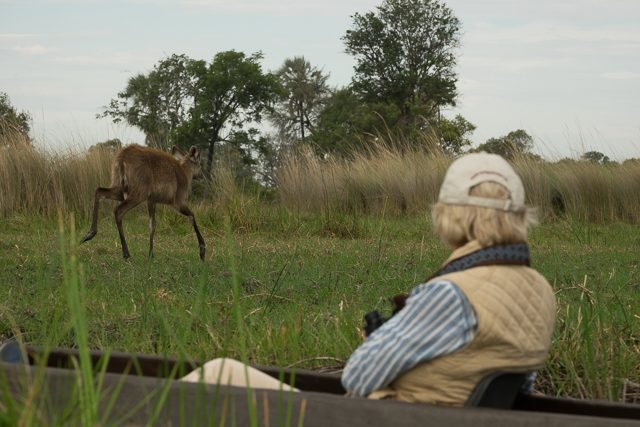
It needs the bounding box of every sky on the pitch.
[1,0,639,160]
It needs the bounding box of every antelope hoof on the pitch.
[199,245,206,261]
[80,230,96,243]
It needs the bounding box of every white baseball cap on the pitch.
[438,152,526,212]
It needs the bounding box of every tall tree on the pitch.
[581,151,612,165]
[435,114,475,154]
[0,92,31,144]
[183,51,282,175]
[476,129,535,160]
[343,0,460,125]
[98,54,195,150]
[269,57,331,143]
[312,88,402,155]
[88,138,123,153]
[99,51,281,178]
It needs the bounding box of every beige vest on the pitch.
[369,241,556,406]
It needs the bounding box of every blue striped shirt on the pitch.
[341,280,478,397]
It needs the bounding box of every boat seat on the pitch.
[465,372,529,409]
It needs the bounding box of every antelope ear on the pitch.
[172,145,186,160]
[188,146,199,159]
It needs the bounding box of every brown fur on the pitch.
[80,144,206,261]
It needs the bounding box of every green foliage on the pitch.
[581,150,612,165]
[214,129,276,185]
[312,88,402,155]
[88,138,123,153]
[98,51,281,178]
[98,54,195,150]
[0,92,31,144]
[312,0,463,156]
[270,57,331,144]
[343,0,460,124]
[182,51,282,174]
[434,114,476,154]
[476,129,535,160]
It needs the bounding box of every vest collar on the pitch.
[427,240,531,281]
[444,240,484,266]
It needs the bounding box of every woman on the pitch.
[182,152,556,406]
[341,151,556,404]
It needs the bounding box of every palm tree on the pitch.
[270,57,331,143]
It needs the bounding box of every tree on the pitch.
[99,51,281,178]
[581,151,611,165]
[0,92,31,144]
[434,115,475,154]
[312,88,402,155]
[343,0,460,125]
[183,51,282,175]
[476,129,534,160]
[88,138,123,153]
[269,57,331,144]
[98,54,195,150]
[216,129,277,184]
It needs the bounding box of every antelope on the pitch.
[80,144,206,261]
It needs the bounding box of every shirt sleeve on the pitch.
[522,371,537,393]
[341,280,477,397]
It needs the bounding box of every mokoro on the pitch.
[1,341,638,426]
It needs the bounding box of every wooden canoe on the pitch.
[1,341,638,426]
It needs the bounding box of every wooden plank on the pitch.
[3,342,639,423]
[2,362,637,427]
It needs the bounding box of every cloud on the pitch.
[602,71,640,80]
[461,56,563,72]
[10,44,52,55]
[469,22,640,45]
[129,0,377,16]
[1,34,54,56]
[0,33,37,40]
[53,52,156,67]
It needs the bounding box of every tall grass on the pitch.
[277,143,640,223]
[0,144,112,218]
[0,142,267,226]
[57,216,99,425]
[543,272,638,400]
[2,137,639,223]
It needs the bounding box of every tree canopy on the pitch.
[99,51,281,176]
[311,88,403,155]
[88,138,123,153]
[269,57,331,144]
[343,0,460,126]
[581,151,612,165]
[476,129,535,160]
[98,54,195,150]
[435,115,476,154]
[183,51,282,174]
[0,92,31,145]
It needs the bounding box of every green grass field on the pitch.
[1,207,638,403]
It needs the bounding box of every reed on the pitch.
[2,133,638,224]
[277,142,640,223]
[0,144,112,218]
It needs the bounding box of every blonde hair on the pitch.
[432,181,537,248]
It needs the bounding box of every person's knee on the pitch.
[200,358,247,383]
[203,358,243,373]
